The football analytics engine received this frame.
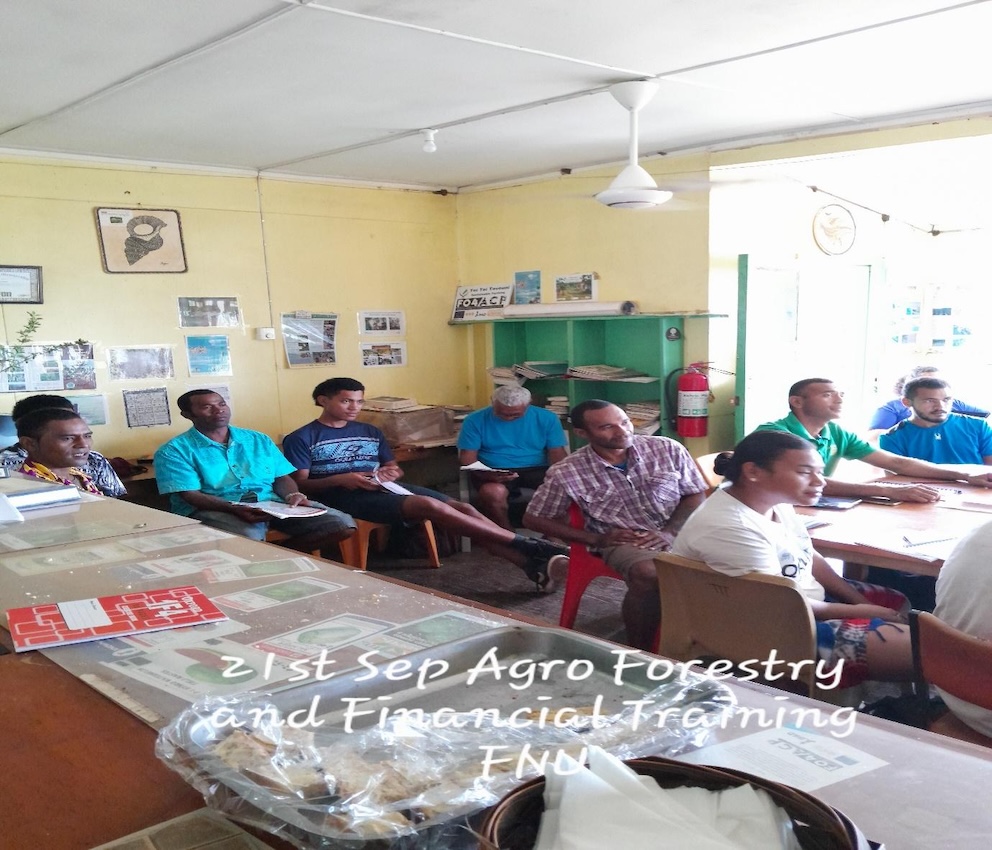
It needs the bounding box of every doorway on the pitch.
[735,255,877,440]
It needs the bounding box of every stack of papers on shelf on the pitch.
[566,364,653,382]
[0,475,82,511]
[625,400,661,418]
[631,419,661,435]
[623,401,662,434]
[486,366,524,385]
[362,396,418,411]
[513,360,569,379]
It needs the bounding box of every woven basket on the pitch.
[477,756,872,850]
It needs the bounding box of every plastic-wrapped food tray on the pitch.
[157,626,735,849]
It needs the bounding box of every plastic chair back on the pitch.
[558,503,623,629]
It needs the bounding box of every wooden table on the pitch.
[801,475,992,576]
[0,652,296,850]
[4,637,992,848]
[4,493,992,848]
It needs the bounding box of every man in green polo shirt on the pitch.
[756,377,992,503]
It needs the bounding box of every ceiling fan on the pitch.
[595,80,673,210]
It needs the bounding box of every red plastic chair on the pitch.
[559,503,624,628]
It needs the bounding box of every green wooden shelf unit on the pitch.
[490,314,710,441]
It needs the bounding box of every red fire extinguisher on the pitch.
[677,363,709,437]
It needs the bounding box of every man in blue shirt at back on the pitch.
[458,384,568,530]
[880,377,992,465]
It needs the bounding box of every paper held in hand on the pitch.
[460,460,512,473]
[233,500,328,519]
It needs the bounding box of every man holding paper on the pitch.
[283,378,568,589]
[154,390,356,552]
[458,384,568,530]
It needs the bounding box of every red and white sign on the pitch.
[5,585,227,652]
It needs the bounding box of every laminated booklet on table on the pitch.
[5,585,227,652]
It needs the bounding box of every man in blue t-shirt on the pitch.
[154,389,355,552]
[457,384,568,529]
[868,365,989,432]
[282,378,567,590]
[880,377,992,465]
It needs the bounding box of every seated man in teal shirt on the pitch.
[756,377,992,503]
[457,385,568,529]
[154,390,355,552]
[880,377,992,465]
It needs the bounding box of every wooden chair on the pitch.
[909,610,992,747]
[337,518,441,571]
[263,529,320,557]
[692,452,725,494]
[654,551,822,697]
[559,503,624,629]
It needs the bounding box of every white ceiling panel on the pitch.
[675,3,992,121]
[0,0,284,130]
[2,8,609,171]
[319,1,969,75]
[3,0,992,195]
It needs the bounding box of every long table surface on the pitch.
[2,494,992,848]
[801,473,992,575]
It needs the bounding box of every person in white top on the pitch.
[933,521,992,737]
[673,430,915,686]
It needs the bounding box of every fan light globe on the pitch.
[595,164,673,209]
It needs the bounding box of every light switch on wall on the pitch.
[255,327,276,341]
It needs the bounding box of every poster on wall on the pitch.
[177,297,241,328]
[64,394,109,426]
[122,387,172,428]
[95,208,187,273]
[281,312,337,367]
[358,310,405,336]
[0,342,97,394]
[513,270,541,304]
[554,273,597,302]
[107,346,175,381]
[360,342,406,367]
[450,284,513,321]
[185,335,232,376]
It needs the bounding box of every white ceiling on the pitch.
[4,0,992,193]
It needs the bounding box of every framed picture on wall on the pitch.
[0,266,43,303]
[95,208,188,273]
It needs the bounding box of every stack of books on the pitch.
[566,364,651,382]
[362,396,418,411]
[512,360,569,379]
[544,395,570,419]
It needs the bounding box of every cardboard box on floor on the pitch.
[358,405,455,445]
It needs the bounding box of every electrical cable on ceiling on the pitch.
[809,185,981,235]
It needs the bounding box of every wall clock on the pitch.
[812,204,856,255]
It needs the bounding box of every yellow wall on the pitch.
[453,155,716,428]
[0,159,459,457]
[2,115,988,460]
